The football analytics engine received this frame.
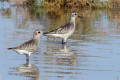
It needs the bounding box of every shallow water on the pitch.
[1,1,120,80]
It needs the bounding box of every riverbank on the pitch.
[24,0,120,9]
[2,0,120,9]
[45,0,120,9]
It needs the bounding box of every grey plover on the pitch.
[8,29,42,57]
[43,11,78,44]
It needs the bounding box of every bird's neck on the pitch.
[33,36,40,42]
[34,38,40,45]
[70,17,76,26]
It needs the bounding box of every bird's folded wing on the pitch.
[44,22,74,35]
[11,39,37,52]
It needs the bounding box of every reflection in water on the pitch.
[0,8,11,17]
[9,58,40,80]
[43,44,77,75]
[55,44,77,66]
[0,1,10,10]
[45,44,75,56]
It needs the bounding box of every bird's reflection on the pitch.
[44,44,77,66]
[9,56,40,80]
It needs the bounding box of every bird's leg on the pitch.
[62,38,67,44]
[62,39,64,44]
[26,54,29,63]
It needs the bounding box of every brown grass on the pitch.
[44,0,91,8]
[44,0,120,9]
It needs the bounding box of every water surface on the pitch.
[0,1,120,80]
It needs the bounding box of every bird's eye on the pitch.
[38,31,40,33]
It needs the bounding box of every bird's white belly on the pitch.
[65,28,75,38]
[15,49,32,55]
[52,28,75,38]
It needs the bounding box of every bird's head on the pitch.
[33,29,43,39]
[70,11,78,19]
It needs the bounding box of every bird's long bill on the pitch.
[43,32,50,36]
